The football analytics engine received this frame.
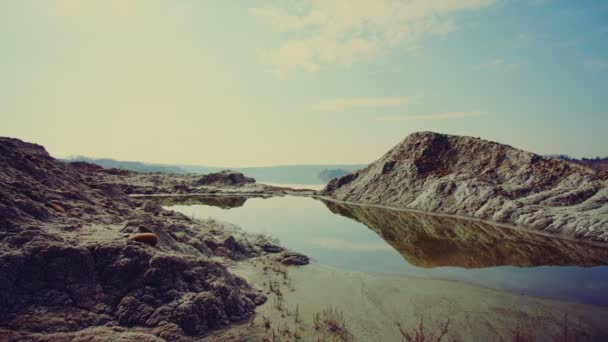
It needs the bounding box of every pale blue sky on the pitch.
[1,0,607,166]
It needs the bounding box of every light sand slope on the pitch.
[226,259,608,341]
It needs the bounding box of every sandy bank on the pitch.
[211,258,608,341]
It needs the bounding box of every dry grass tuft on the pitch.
[313,306,353,341]
[396,315,451,342]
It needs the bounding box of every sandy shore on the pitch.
[210,258,608,341]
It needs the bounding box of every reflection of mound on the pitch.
[155,195,248,209]
[322,200,608,269]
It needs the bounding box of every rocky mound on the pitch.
[322,132,608,242]
[72,164,287,197]
[0,137,293,340]
[196,170,255,187]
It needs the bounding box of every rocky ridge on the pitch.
[322,132,608,242]
[71,164,294,197]
[0,137,298,341]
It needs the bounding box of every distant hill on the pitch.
[64,156,190,174]
[318,168,352,182]
[235,165,364,185]
[549,155,608,172]
[64,156,365,185]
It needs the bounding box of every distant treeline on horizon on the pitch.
[63,156,365,185]
[549,155,608,172]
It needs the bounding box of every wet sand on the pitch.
[220,258,608,341]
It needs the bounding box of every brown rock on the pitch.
[128,233,158,246]
[274,251,309,266]
[196,170,255,187]
[260,242,283,253]
[47,202,66,213]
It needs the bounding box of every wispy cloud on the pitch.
[475,58,525,71]
[374,111,485,121]
[514,32,543,47]
[252,0,496,75]
[585,59,608,71]
[476,58,505,70]
[316,96,409,112]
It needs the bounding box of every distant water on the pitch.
[165,195,608,307]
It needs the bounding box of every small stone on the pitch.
[47,202,66,213]
[260,242,283,253]
[274,251,309,266]
[128,233,158,246]
[142,201,163,215]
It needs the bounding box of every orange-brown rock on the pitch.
[47,202,65,213]
[128,233,158,246]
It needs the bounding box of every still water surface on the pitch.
[164,194,608,307]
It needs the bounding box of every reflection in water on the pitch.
[165,195,608,306]
[322,200,608,269]
[155,195,249,209]
[311,238,393,251]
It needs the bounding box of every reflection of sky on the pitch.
[168,196,608,307]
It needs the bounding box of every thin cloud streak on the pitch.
[476,58,505,70]
[374,111,485,121]
[316,96,409,111]
[585,59,608,71]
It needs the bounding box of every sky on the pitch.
[1,0,607,167]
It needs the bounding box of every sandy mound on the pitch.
[322,132,608,242]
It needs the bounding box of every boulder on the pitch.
[274,251,309,266]
[196,170,255,187]
[128,233,158,246]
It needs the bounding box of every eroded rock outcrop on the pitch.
[322,132,608,242]
[196,170,255,187]
[71,163,287,197]
[274,251,310,266]
[0,137,291,340]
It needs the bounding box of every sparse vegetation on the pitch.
[294,304,301,324]
[509,313,592,342]
[263,315,272,331]
[396,315,451,342]
[313,306,353,341]
[511,325,536,342]
[273,294,285,311]
[394,313,592,342]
